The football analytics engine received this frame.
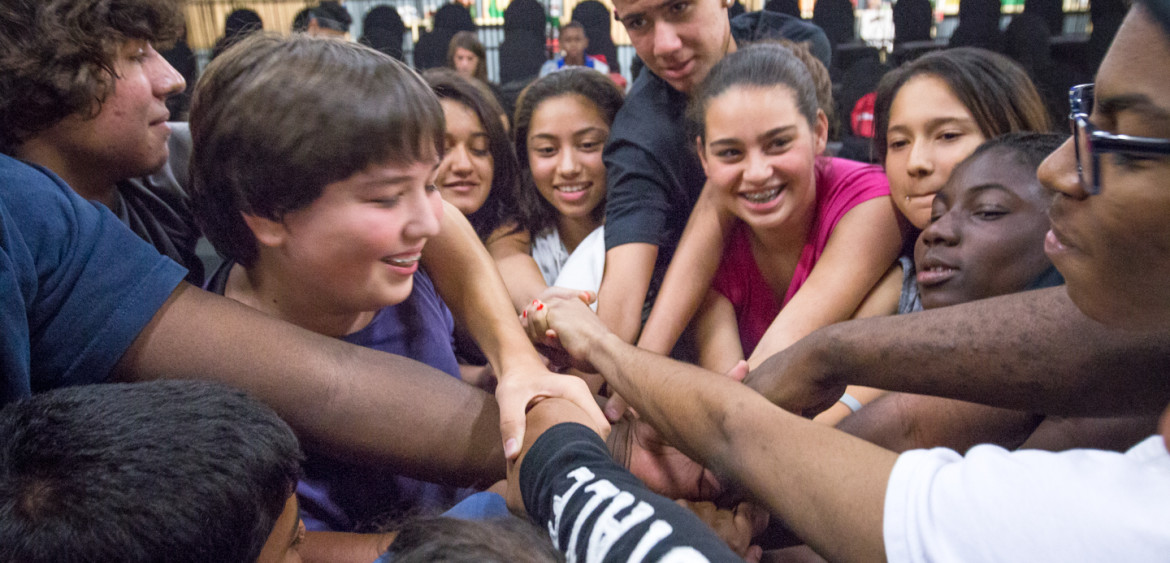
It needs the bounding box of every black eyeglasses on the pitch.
[1069,83,1170,195]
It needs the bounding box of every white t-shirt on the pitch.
[884,435,1170,562]
[531,225,605,310]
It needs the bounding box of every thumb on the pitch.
[577,290,596,305]
[724,360,749,383]
[604,392,629,422]
[495,392,527,460]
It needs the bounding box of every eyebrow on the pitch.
[707,126,795,148]
[617,0,677,22]
[963,183,1017,198]
[1096,93,1170,128]
[887,116,976,135]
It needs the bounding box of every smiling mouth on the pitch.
[741,187,783,204]
[916,263,958,286]
[556,183,589,193]
[383,254,421,267]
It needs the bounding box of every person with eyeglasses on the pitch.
[516,0,1170,558]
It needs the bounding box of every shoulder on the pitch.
[818,157,890,202]
[731,11,832,69]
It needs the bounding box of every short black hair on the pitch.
[966,131,1067,172]
[0,381,303,562]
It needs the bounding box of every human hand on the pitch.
[677,500,769,562]
[520,293,610,370]
[617,416,723,501]
[496,365,609,460]
[743,343,845,419]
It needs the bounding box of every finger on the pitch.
[604,393,629,422]
[495,391,528,460]
[745,545,763,563]
[724,360,749,383]
[578,290,596,305]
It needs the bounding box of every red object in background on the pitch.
[851,92,876,138]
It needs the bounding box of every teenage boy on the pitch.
[519,2,1170,557]
[0,381,306,563]
[596,0,830,344]
[0,0,605,514]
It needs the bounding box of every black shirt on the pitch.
[521,422,742,561]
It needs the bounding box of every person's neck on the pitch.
[565,53,585,66]
[747,196,815,265]
[225,260,376,338]
[15,141,119,208]
[556,213,600,253]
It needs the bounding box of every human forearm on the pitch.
[637,191,731,355]
[748,286,1170,416]
[485,228,548,312]
[836,393,1041,453]
[116,284,505,485]
[424,203,545,375]
[596,243,658,343]
[584,331,894,562]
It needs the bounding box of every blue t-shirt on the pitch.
[205,262,472,530]
[0,154,187,404]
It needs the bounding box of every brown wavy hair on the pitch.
[0,0,184,153]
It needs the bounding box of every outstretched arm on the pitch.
[421,201,608,457]
[115,284,505,486]
[745,286,1170,418]
[595,242,658,343]
[745,197,902,368]
[484,226,548,312]
[524,296,896,563]
[637,187,734,355]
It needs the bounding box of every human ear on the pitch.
[696,136,710,175]
[241,212,288,248]
[814,109,829,156]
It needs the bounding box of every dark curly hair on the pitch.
[511,68,624,239]
[0,0,184,153]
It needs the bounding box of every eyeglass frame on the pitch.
[1069,83,1170,195]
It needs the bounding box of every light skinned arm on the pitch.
[114,283,505,485]
[745,197,903,369]
[637,187,734,355]
[595,242,658,343]
[484,225,548,312]
[692,289,747,373]
[524,295,896,563]
[421,201,608,457]
[744,286,1170,417]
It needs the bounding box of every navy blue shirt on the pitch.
[0,154,187,403]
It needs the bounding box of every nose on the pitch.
[652,22,682,59]
[1038,137,1088,200]
[906,139,934,179]
[448,145,474,174]
[557,147,581,178]
[742,150,771,185]
[919,207,958,247]
[148,46,186,99]
[405,187,444,241]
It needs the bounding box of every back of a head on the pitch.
[434,2,476,32]
[1005,13,1052,75]
[893,0,933,44]
[225,8,262,37]
[384,516,563,562]
[812,0,857,46]
[950,0,1004,51]
[872,47,1049,165]
[0,381,302,563]
[764,0,802,18]
[504,0,548,33]
[190,33,444,268]
[0,0,184,154]
[313,1,353,33]
[360,5,406,60]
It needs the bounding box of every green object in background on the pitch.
[488,0,503,18]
